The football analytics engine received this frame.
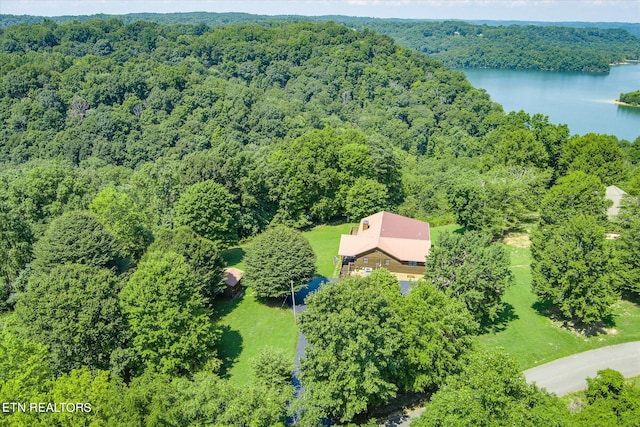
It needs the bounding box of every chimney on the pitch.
[363,219,369,230]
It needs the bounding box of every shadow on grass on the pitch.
[452,226,467,235]
[217,325,243,379]
[532,300,616,337]
[222,247,245,267]
[481,302,518,333]
[622,290,640,308]
[213,292,244,317]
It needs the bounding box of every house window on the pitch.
[408,261,417,267]
[384,259,390,266]
[363,257,368,264]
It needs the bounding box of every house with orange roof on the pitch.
[338,211,431,277]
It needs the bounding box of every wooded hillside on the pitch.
[2,13,639,72]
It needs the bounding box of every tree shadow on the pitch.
[213,291,244,318]
[216,325,243,379]
[480,302,518,333]
[452,226,467,235]
[222,247,245,267]
[532,300,616,337]
[621,290,640,308]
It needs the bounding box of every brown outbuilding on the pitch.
[223,267,243,298]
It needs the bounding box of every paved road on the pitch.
[381,342,640,426]
[523,341,640,396]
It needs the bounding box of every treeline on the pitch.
[2,13,640,72]
[351,20,640,72]
[0,19,639,425]
[619,90,640,106]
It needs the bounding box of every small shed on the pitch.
[223,267,243,299]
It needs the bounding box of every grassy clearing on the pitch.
[478,245,640,370]
[213,287,298,386]
[216,221,456,385]
[302,223,355,278]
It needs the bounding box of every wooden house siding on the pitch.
[349,248,426,275]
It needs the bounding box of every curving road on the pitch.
[381,342,640,426]
[523,341,640,396]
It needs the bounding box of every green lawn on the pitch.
[478,245,640,370]
[215,221,462,385]
[302,223,355,278]
[213,287,298,386]
[218,222,640,385]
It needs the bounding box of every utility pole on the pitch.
[291,280,297,324]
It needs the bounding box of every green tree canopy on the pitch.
[144,226,226,306]
[424,231,513,323]
[412,350,570,427]
[398,280,477,393]
[120,251,220,376]
[89,187,153,260]
[173,180,239,248]
[0,202,34,310]
[531,215,618,328]
[345,177,389,220]
[298,269,477,423]
[15,263,127,374]
[243,225,316,299]
[539,171,608,226]
[299,270,404,423]
[572,369,640,426]
[616,195,640,296]
[559,133,629,185]
[32,210,124,273]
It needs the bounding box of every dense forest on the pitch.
[0,18,639,425]
[2,12,640,72]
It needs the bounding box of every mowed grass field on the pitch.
[218,222,640,385]
[478,245,640,370]
[216,223,354,385]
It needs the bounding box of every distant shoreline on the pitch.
[614,100,640,108]
[610,60,640,67]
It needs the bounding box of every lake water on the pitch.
[460,63,640,142]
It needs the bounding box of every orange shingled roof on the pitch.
[338,211,431,262]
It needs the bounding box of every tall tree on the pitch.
[173,180,239,248]
[299,270,404,423]
[531,215,618,328]
[559,133,629,185]
[243,226,316,299]
[32,210,124,273]
[0,202,34,310]
[145,226,226,306]
[572,369,640,426]
[539,171,608,226]
[412,350,570,427]
[424,231,513,323]
[398,280,477,393]
[345,177,389,220]
[15,264,127,374]
[120,251,220,376]
[89,187,153,261]
[616,195,640,296]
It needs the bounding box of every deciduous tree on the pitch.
[145,226,226,306]
[412,350,570,427]
[173,180,239,248]
[120,251,220,375]
[531,215,618,328]
[424,231,513,323]
[32,210,124,273]
[15,264,127,374]
[243,226,316,299]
